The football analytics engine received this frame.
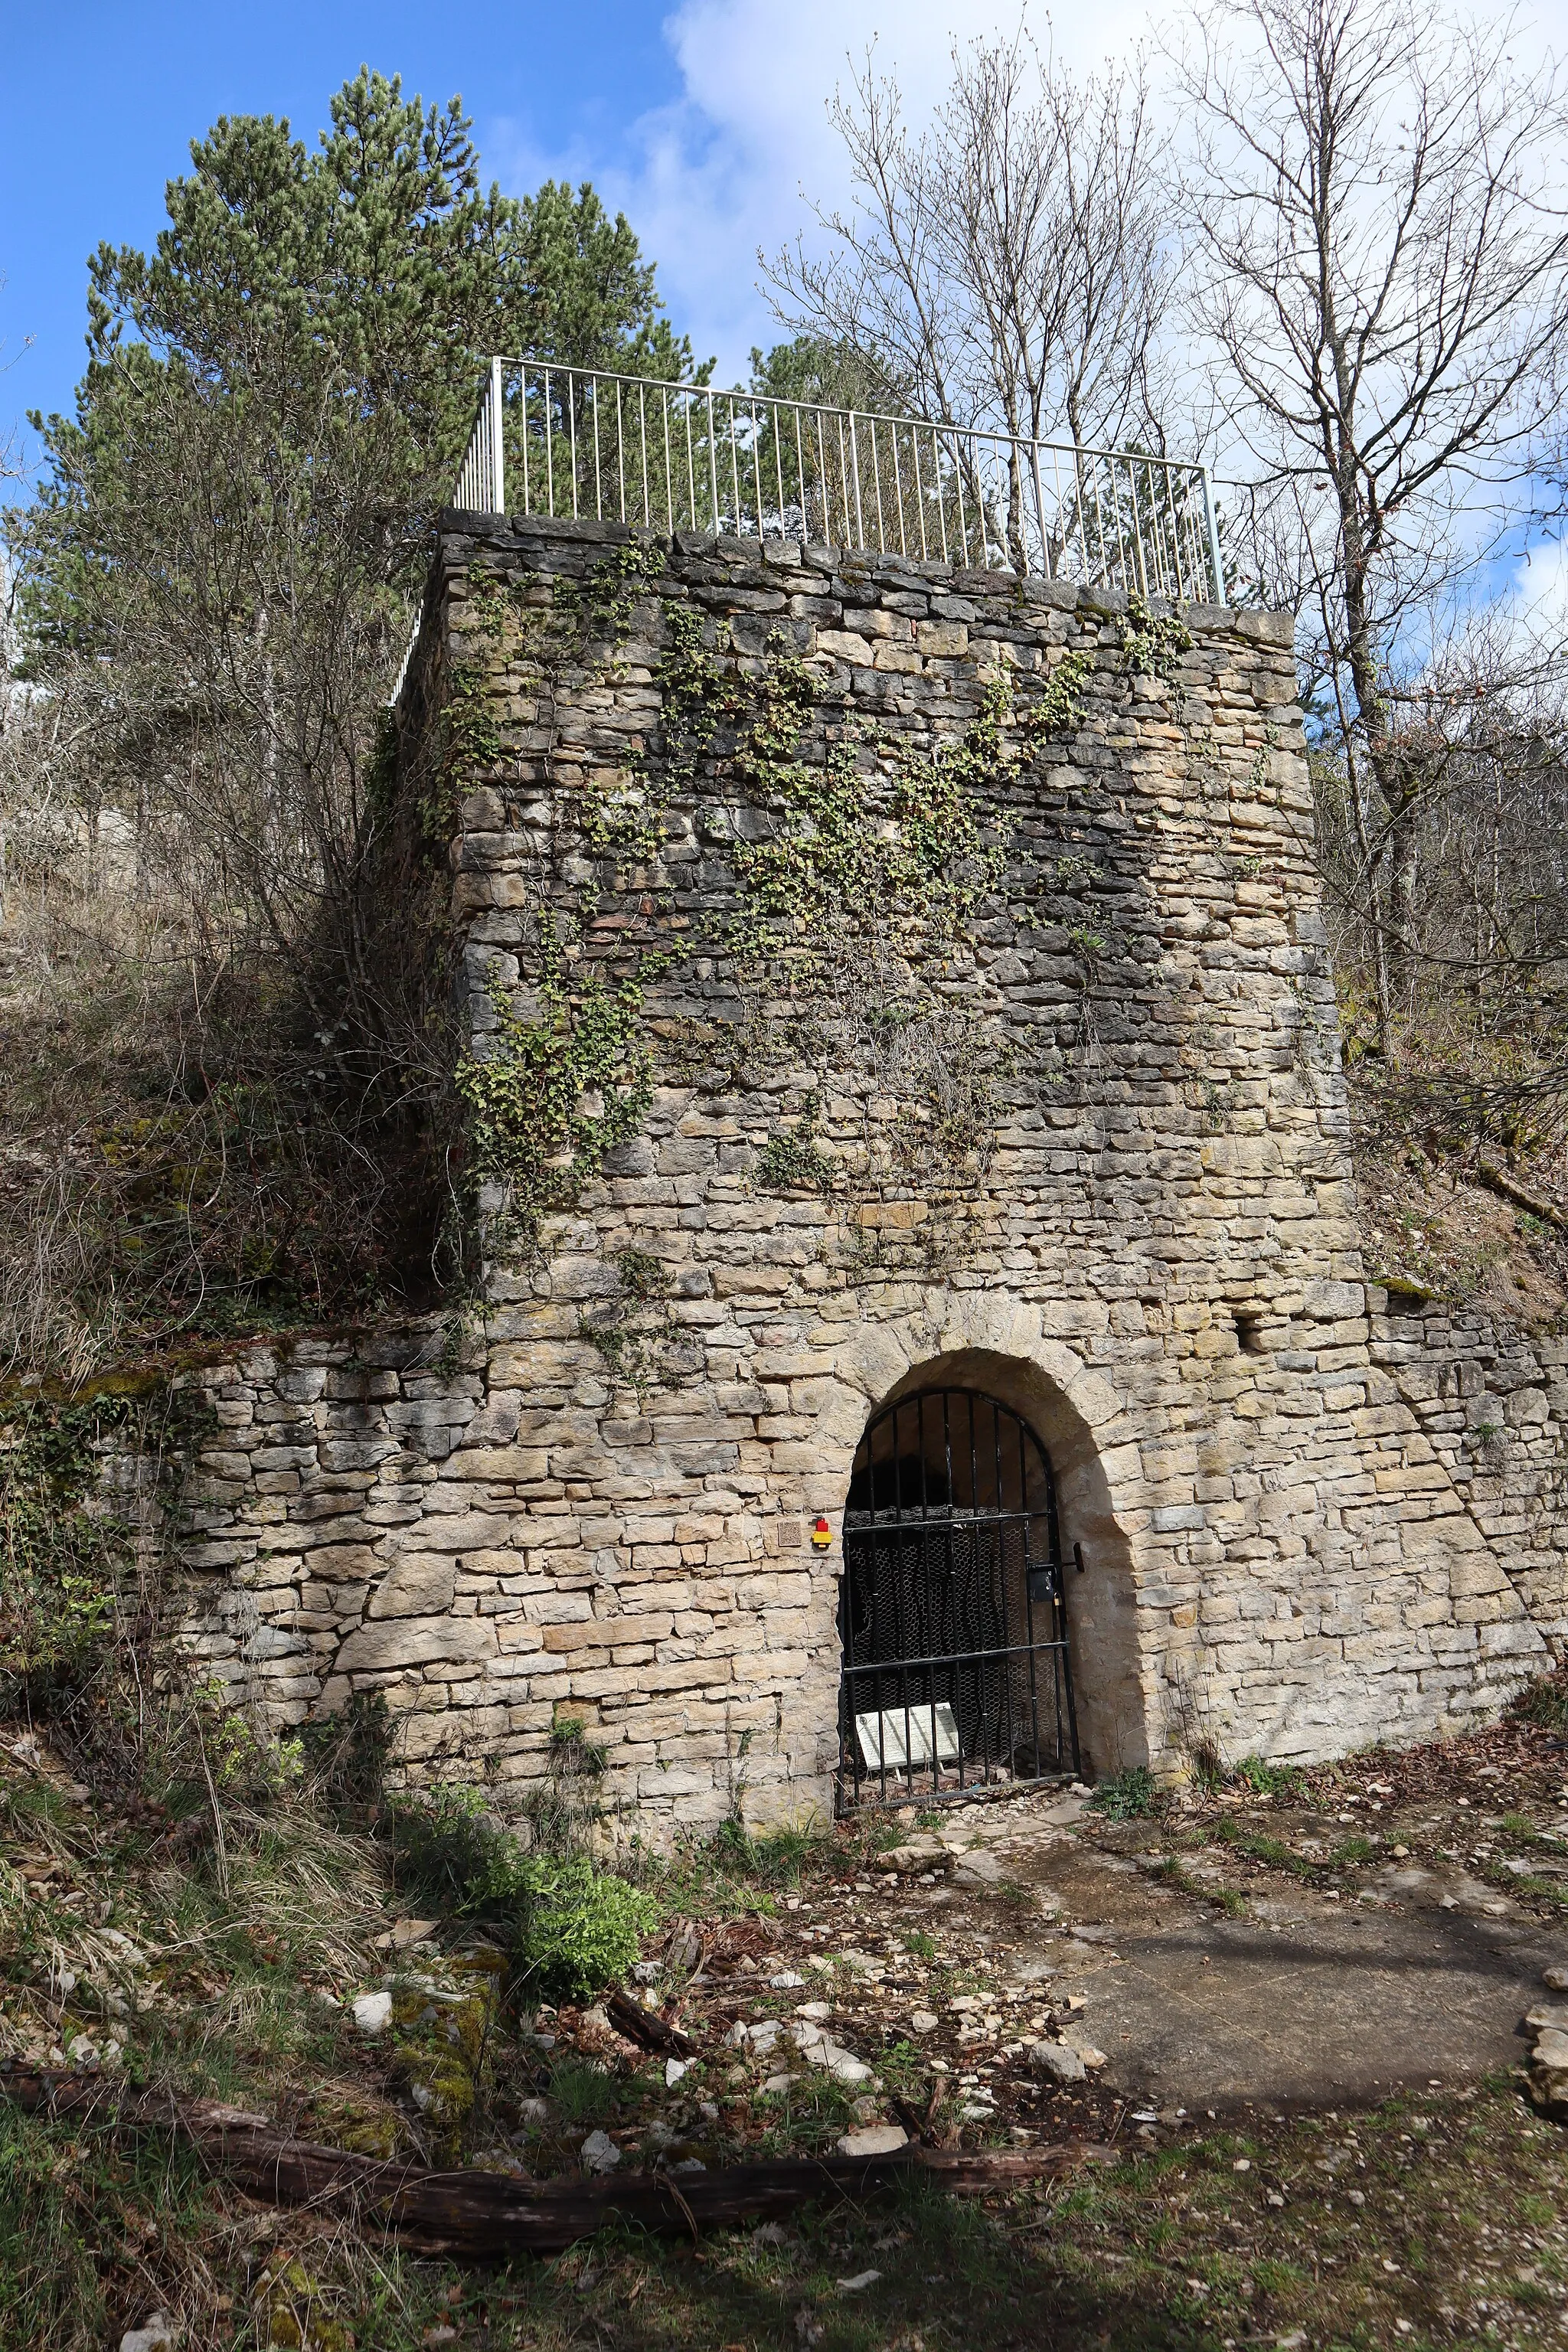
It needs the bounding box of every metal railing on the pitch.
[446,357,1227,606]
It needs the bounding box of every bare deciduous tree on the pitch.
[1177,0,1568,1054]
[766,23,1174,454]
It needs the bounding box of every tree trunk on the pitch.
[1339,492,1417,1039]
[1,2070,1113,2259]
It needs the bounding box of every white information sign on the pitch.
[854,1701,961,1772]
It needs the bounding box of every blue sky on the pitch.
[5,0,1162,474]
[3,0,1565,631]
[0,2,685,453]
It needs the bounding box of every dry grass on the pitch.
[0,760,448,1387]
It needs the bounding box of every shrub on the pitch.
[513,1856,657,2001]
[1231,1755,1307,1799]
[388,1782,505,1909]
[1512,1668,1568,1733]
[1089,1766,1159,1820]
[389,1784,657,1998]
[298,1691,390,1821]
[0,1396,138,1716]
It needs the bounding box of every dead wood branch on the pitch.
[604,1987,697,2058]
[1475,1156,1568,1233]
[1,2069,1113,2257]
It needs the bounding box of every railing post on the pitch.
[489,356,505,517]
[1201,466,1224,606]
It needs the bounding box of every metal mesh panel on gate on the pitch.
[838,1390,1080,1808]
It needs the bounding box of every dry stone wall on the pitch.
[1371,1295,1568,1651]
[173,516,1564,1832]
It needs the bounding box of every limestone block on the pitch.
[336,1617,498,1671]
[815,629,874,664]
[416,1512,515,1553]
[367,1553,457,1619]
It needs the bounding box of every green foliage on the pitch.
[21,89,691,656]
[704,1816,832,1888]
[389,1781,505,1909]
[746,340,913,522]
[1024,648,1094,740]
[1119,597,1194,684]
[389,1782,657,2000]
[730,647,1012,945]
[466,560,1109,1279]
[573,580,728,884]
[755,1093,838,1195]
[511,1856,658,2001]
[755,2069,864,2154]
[4,78,697,1380]
[0,1400,123,1700]
[0,1390,188,1711]
[1230,1755,1308,1799]
[22,71,519,658]
[546,2053,620,2130]
[521,1708,610,1856]
[453,929,652,1240]
[750,335,905,413]
[512,181,703,381]
[1089,1766,1160,1820]
[296,1691,392,1821]
[579,1249,688,1402]
[426,571,511,834]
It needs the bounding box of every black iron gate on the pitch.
[837,1389,1080,1808]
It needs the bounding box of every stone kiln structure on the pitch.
[179,516,1566,1832]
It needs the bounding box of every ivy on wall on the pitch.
[0,1381,206,1708]
[453,924,654,1246]
[577,1247,697,1401]
[432,537,1196,1292]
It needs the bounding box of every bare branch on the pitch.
[764,24,1176,452]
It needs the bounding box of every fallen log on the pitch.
[2,2069,1113,2258]
[1475,1155,1568,1232]
[604,1988,697,2059]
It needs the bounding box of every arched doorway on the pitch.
[837,1387,1080,1809]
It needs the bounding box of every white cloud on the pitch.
[493,0,1568,388]
[495,0,1159,381]
[1510,536,1568,636]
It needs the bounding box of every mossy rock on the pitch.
[388,1965,501,2150]
[404,2050,479,2130]
[306,2089,403,2160]
[391,1984,492,2068]
[1378,1272,1436,1309]
[256,2257,353,2352]
[451,1945,508,1984]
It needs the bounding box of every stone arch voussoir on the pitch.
[826,1300,1155,1776]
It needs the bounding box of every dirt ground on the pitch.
[1352,1125,1568,1327]
[11,1705,1568,2349]
[583,1713,1568,2165]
